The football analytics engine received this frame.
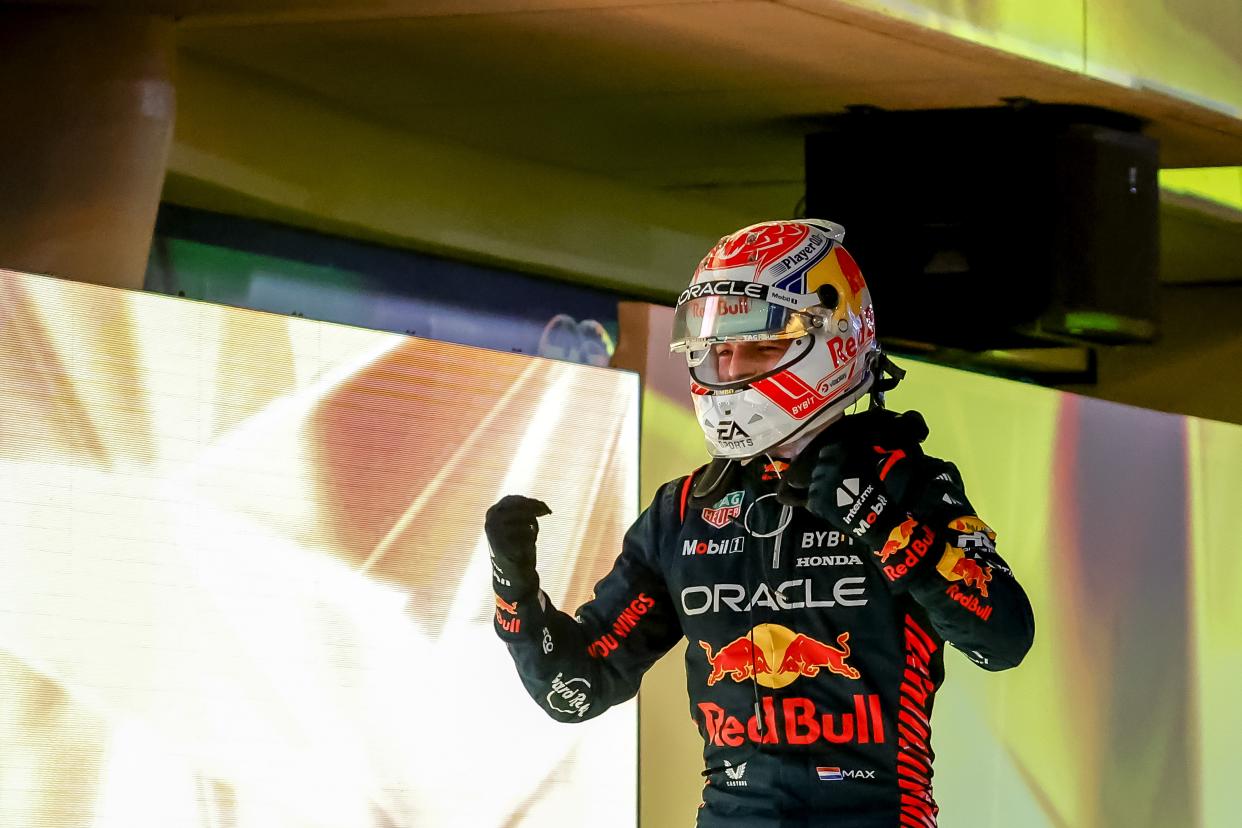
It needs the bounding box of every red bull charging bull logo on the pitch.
[699,623,859,689]
[877,517,918,563]
[494,593,521,633]
[951,557,992,596]
[935,516,996,597]
[874,517,936,583]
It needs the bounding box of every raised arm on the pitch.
[487,485,685,722]
[779,409,1034,670]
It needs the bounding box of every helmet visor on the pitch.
[670,294,815,352]
[683,336,814,389]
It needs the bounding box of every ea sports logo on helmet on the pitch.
[714,420,754,452]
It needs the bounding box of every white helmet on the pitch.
[670,219,880,459]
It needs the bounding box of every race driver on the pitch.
[488,219,1035,827]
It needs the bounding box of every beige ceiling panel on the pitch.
[180,10,766,111]
[169,55,756,297]
[174,1,1043,186]
[614,1,1009,86]
[1085,0,1242,119]
[352,94,801,180]
[176,0,1242,169]
[21,1,707,24]
[778,0,1242,165]
[782,0,1087,71]
[179,1,1004,108]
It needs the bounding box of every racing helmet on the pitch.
[670,219,880,459]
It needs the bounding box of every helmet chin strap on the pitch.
[688,456,739,507]
[867,351,906,410]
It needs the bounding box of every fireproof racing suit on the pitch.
[493,409,1034,827]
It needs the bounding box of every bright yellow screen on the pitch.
[0,268,640,828]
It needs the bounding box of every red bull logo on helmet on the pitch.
[699,623,859,689]
[826,329,872,370]
[833,245,867,295]
[685,295,752,319]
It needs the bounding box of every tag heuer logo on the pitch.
[836,478,861,507]
[702,490,744,529]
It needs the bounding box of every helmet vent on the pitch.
[748,413,763,424]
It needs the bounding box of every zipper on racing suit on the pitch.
[771,503,792,569]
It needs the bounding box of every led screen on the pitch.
[0,268,639,828]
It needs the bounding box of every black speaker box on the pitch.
[805,105,1160,350]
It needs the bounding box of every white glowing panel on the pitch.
[0,268,639,828]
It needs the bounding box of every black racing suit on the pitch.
[494,412,1035,827]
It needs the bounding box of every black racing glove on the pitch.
[485,495,552,600]
[804,441,912,547]
[778,409,928,518]
[779,410,940,591]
